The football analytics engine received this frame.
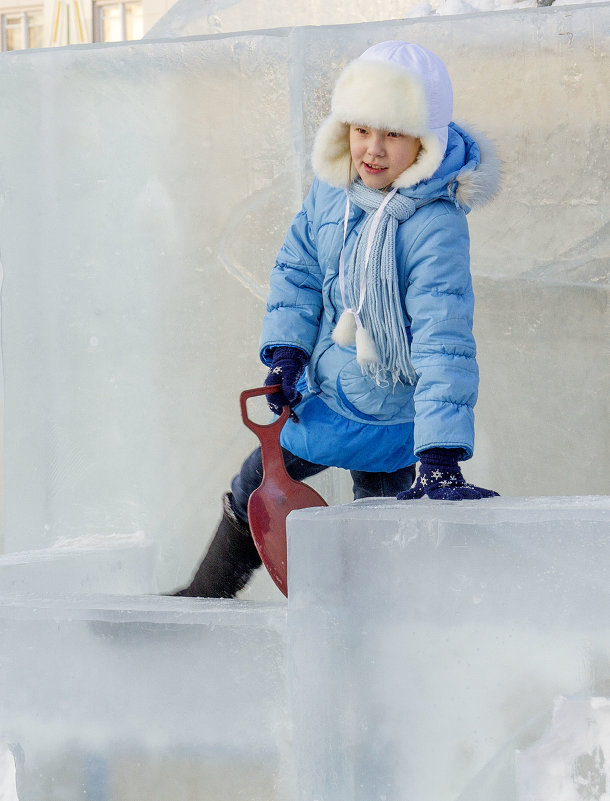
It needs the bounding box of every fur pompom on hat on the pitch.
[312,40,454,189]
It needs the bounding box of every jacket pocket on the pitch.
[336,356,415,422]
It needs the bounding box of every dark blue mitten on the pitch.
[397,448,499,501]
[264,346,308,419]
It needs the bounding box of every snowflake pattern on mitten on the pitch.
[264,346,308,419]
[397,448,499,501]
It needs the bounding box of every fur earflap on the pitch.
[391,133,444,190]
[311,116,354,189]
[453,124,502,209]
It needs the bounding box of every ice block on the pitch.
[0,744,18,801]
[0,533,157,595]
[145,0,436,39]
[287,496,610,801]
[0,597,291,801]
[516,696,610,801]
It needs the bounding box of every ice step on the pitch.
[1,496,608,800]
[0,533,157,595]
[287,495,610,801]
[0,596,291,801]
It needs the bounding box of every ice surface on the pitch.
[0,33,304,596]
[0,533,157,595]
[287,496,610,801]
[0,744,18,801]
[144,0,607,39]
[145,0,431,38]
[0,597,291,800]
[0,7,607,596]
[516,696,610,801]
[0,497,608,798]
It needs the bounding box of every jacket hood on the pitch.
[403,122,501,211]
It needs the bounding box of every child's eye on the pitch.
[355,127,368,135]
[387,131,402,138]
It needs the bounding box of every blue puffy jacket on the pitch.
[259,123,499,472]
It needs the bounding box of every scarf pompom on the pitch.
[355,326,379,366]
[332,310,357,346]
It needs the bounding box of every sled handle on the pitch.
[240,385,290,437]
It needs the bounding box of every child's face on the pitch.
[349,125,421,190]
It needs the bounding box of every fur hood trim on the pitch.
[312,116,446,190]
[452,124,502,210]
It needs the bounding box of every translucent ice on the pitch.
[0,6,607,596]
[1,497,609,798]
[0,597,290,800]
[516,697,610,801]
[0,744,19,801]
[146,0,609,39]
[287,496,610,801]
[146,0,453,39]
[0,533,157,595]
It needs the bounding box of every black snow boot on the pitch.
[173,493,262,598]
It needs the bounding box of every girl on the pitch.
[176,40,500,598]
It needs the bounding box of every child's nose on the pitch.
[367,134,386,156]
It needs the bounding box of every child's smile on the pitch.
[350,125,421,190]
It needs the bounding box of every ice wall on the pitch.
[145,0,456,39]
[0,6,607,594]
[0,34,308,597]
[288,496,610,801]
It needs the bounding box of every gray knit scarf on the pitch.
[333,180,418,387]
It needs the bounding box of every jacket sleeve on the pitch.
[405,204,478,459]
[259,180,325,366]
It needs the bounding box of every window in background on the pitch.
[93,0,142,41]
[1,8,43,50]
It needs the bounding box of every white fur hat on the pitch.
[312,41,454,189]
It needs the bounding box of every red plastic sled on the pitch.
[240,385,327,597]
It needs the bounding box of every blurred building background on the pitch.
[0,0,564,52]
[0,0,170,49]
